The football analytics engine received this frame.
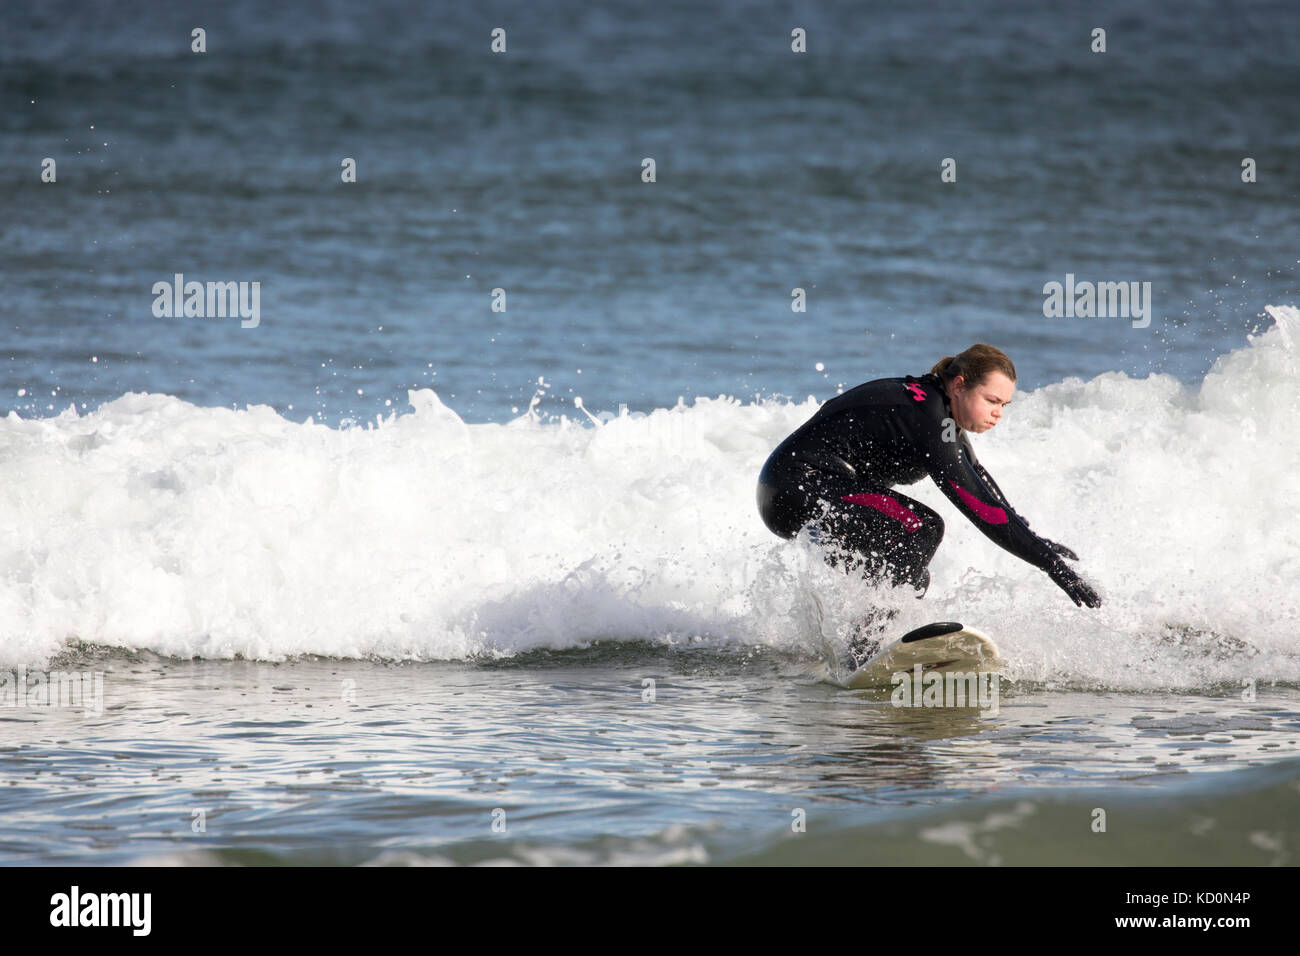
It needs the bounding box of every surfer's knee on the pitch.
[910,504,943,549]
[927,514,945,546]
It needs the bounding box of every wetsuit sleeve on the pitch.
[926,432,1059,572]
[972,459,1029,527]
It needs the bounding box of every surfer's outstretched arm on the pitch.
[930,439,1102,608]
[970,446,1082,562]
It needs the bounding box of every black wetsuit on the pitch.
[757,372,1098,606]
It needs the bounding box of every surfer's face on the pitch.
[951,372,1015,433]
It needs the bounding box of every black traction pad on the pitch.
[900,621,965,643]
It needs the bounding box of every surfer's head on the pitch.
[930,345,1017,434]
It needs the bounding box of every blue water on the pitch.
[2,0,1299,866]
[3,649,1299,866]
[5,0,1297,424]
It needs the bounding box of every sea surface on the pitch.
[2,0,1298,866]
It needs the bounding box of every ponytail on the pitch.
[930,356,956,378]
[931,344,1016,388]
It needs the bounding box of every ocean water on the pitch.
[2,0,1298,866]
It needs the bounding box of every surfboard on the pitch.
[844,621,1002,690]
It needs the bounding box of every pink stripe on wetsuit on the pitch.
[839,493,924,532]
[948,481,1008,524]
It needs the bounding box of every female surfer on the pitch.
[756,344,1101,663]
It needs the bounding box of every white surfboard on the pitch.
[844,621,1002,690]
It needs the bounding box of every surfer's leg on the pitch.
[817,489,944,593]
[845,607,897,668]
[762,473,943,588]
[760,479,942,668]
[802,489,941,668]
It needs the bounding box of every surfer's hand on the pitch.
[1044,539,1079,561]
[1047,559,1102,608]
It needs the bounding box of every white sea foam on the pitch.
[2,308,1297,689]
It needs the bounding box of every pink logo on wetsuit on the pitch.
[905,384,927,402]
